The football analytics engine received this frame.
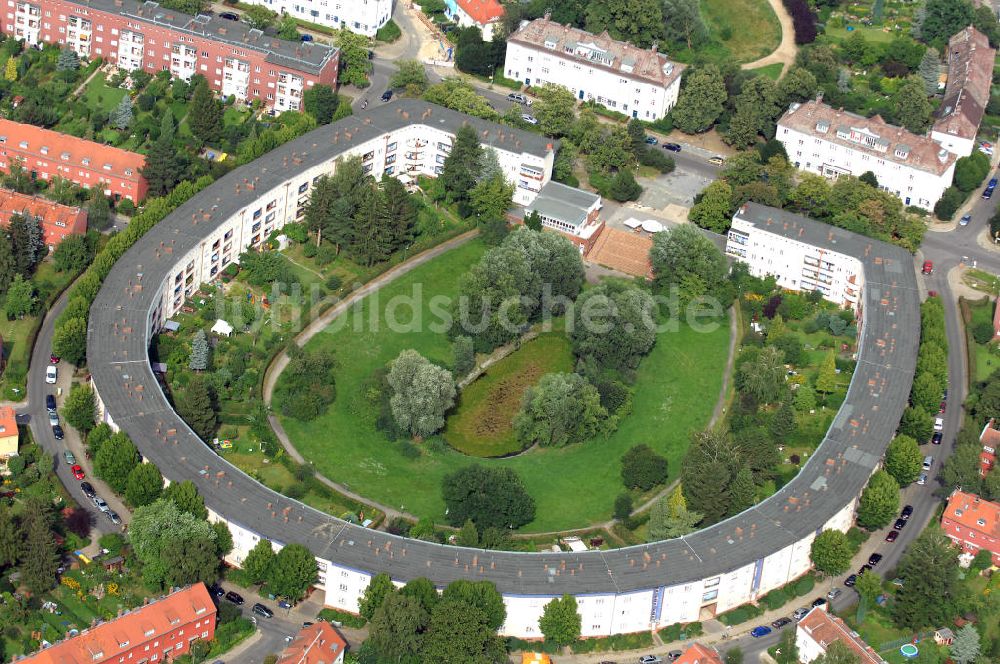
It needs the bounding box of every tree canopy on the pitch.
[442,464,536,530]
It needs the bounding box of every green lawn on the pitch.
[824,25,899,44]
[699,0,781,63]
[279,240,730,531]
[82,75,127,112]
[445,332,574,457]
[751,63,785,80]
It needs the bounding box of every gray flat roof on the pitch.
[527,181,600,228]
[65,0,337,74]
[88,107,918,595]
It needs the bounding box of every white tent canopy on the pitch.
[211,319,234,337]
[623,217,643,230]
[641,220,665,233]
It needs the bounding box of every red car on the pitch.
[939,401,947,414]
[49,354,60,364]
[71,464,85,480]
[885,530,899,542]
[921,260,934,275]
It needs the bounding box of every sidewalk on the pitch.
[927,148,1000,234]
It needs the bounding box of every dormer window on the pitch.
[815,121,829,133]
[103,163,112,171]
[18,140,28,149]
[40,146,48,155]
[125,168,133,176]
[82,157,91,166]
[894,147,909,160]
[61,151,70,160]
[978,518,987,526]
[543,39,556,49]
[836,128,850,140]
[145,628,155,637]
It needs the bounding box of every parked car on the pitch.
[933,418,944,432]
[380,89,393,102]
[960,214,972,226]
[50,353,60,364]
[93,496,109,512]
[893,518,907,530]
[923,455,934,470]
[63,450,75,465]
[901,505,914,520]
[868,553,883,567]
[107,510,122,525]
[811,597,827,608]
[252,603,274,618]
[521,114,539,125]
[507,92,531,106]
[80,481,96,498]
[219,11,239,20]
[662,142,682,152]
[71,464,85,480]
[751,626,773,638]
[859,564,873,575]
[708,155,725,166]
[827,588,842,601]
[52,425,64,440]
[300,34,313,41]
[931,432,943,445]
[48,411,59,427]
[208,584,225,598]
[844,574,858,587]
[885,530,899,542]
[645,136,658,145]
[667,650,683,661]
[46,395,57,412]
[45,365,57,384]
[922,260,934,275]
[639,656,662,664]
[917,472,928,485]
[793,607,810,621]
[225,591,245,605]
[772,617,793,628]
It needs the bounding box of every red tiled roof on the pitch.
[675,643,724,664]
[455,0,504,25]
[277,622,347,664]
[798,608,884,664]
[943,490,1000,542]
[0,118,145,182]
[980,419,1000,450]
[0,405,17,439]
[0,188,87,246]
[24,585,216,664]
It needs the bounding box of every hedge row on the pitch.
[658,621,704,643]
[759,573,817,611]
[717,602,765,626]
[570,631,655,653]
[318,607,368,628]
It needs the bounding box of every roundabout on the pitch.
[87,101,919,637]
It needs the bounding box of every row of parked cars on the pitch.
[209,585,276,619]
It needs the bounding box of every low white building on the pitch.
[240,0,393,36]
[796,606,886,664]
[931,26,996,158]
[444,0,503,41]
[524,180,602,251]
[777,99,956,210]
[726,203,864,312]
[503,16,684,121]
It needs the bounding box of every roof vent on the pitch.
[977,518,986,526]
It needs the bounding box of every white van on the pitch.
[922,455,933,471]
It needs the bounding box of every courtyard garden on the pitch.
[276,236,732,533]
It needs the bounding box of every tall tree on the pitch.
[857,470,900,530]
[440,125,483,205]
[18,501,59,595]
[813,642,861,664]
[125,463,164,507]
[188,78,223,144]
[381,174,416,248]
[532,83,577,137]
[387,350,456,438]
[570,281,657,371]
[421,599,506,664]
[441,580,506,631]
[891,76,934,133]
[951,625,981,664]
[243,538,276,584]
[56,46,80,71]
[442,465,535,529]
[0,506,19,568]
[302,84,339,124]
[918,47,941,95]
[682,429,740,524]
[662,0,707,49]
[367,593,428,661]
[360,572,397,621]
[884,434,923,486]
[8,212,44,276]
[162,479,208,519]
[672,66,727,134]
[178,375,218,441]
[142,114,182,196]
[514,372,608,448]
[335,28,372,87]
[4,274,35,319]
[584,0,663,48]
[650,223,729,300]
[351,184,394,266]
[815,351,838,397]
[539,595,581,646]
[94,432,141,493]
[728,465,756,514]
[0,234,15,294]
[810,529,853,575]
[918,0,974,48]
[111,95,134,130]
[189,329,210,371]
[265,543,318,600]
[892,527,961,629]
[62,385,96,434]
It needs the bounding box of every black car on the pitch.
[80,481,96,498]
[208,584,225,598]
[844,574,858,587]
[893,518,907,530]
[772,617,793,628]
[859,564,873,575]
[52,425,64,440]
[868,553,883,567]
[225,591,245,605]
[901,505,914,520]
[252,603,273,618]
[46,394,57,412]
[219,11,239,20]
[667,651,683,662]
[662,142,682,152]
[811,597,827,608]
[931,432,943,445]
[381,89,393,102]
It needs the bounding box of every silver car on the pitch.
[48,411,59,427]
[93,496,110,512]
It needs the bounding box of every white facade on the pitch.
[931,127,976,159]
[242,0,392,36]
[222,57,251,103]
[726,213,864,312]
[777,101,956,210]
[13,0,41,43]
[116,29,145,71]
[503,19,683,121]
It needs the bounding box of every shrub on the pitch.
[781,0,818,44]
[934,186,965,221]
[718,603,764,626]
[302,242,318,258]
[973,321,995,345]
[318,607,367,628]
